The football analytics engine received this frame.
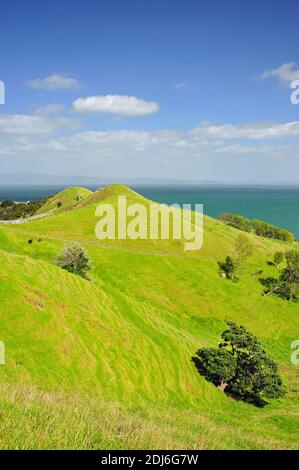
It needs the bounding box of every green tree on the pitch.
[56,243,92,279]
[193,348,236,391]
[263,250,299,301]
[231,350,285,402]
[280,250,299,301]
[193,322,285,405]
[218,256,237,280]
[220,321,261,355]
[219,235,252,281]
[234,234,253,268]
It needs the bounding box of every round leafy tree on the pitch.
[193,348,236,391]
[193,321,285,405]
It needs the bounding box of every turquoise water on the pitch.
[0,185,298,240]
[135,185,299,240]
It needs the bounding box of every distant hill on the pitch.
[37,187,92,214]
[0,173,204,186]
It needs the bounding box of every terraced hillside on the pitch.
[0,185,298,449]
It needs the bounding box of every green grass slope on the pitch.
[37,186,92,214]
[0,185,298,449]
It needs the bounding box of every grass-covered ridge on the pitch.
[0,185,298,449]
[37,186,92,214]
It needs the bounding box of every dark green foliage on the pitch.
[0,200,16,208]
[219,213,252,232]
[193,321,285,405]
[230,350,285,402]
[218,256,237,280]
[219,213,295,242]
[220,321,261,354]
[262,250,299,301]
[0,198,48,220]
[193,348,236,391]
[56,243,92,279]
[252,219,295,242]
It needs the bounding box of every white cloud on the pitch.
[33,103,65,117]
[189,121,299,140]
[1,119,299,182]
[73,94,159,117]
[260,62,299,86]
[0,114,80,134]
[27,74,84,91]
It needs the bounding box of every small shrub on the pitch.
[56,243,92,279]
[218,256,237,280]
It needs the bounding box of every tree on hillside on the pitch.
[218,256,237,280]
[56,243,92,279]
[192,321,285,406]
[194,347,236,391]
[234,234,253,267]
[279,250,299,301]
[262,250,299,301]
[218,234,252,281]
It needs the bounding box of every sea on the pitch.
[0,184,298,240]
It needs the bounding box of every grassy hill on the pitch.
[0,185,298,449]
[37,186,92,214]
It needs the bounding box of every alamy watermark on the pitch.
[0,80,5,104]
[95,196,203,251]
[290,80,299,105]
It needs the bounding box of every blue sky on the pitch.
[1,0,299,182]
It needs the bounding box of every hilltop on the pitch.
[37,187,92,214]
[0,185,298,449]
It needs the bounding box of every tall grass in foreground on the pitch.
[0,382,296,450]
